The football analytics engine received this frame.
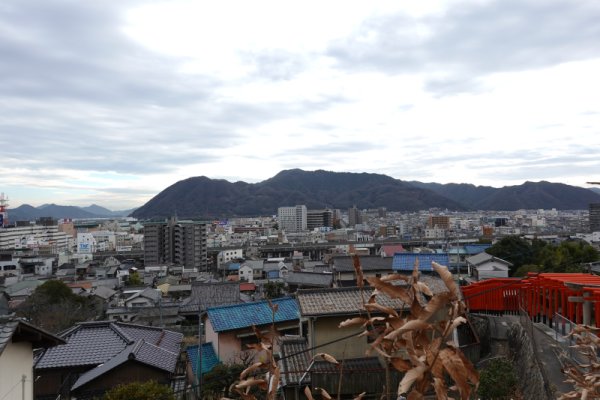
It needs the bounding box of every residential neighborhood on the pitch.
[0,200,599,399]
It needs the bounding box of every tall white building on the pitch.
[277,205,307,233]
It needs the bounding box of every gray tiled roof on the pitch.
[1,318,63,357]
[285,272,333,287]
[332,256,393,272]
[91,286,116,301]
[180,281,241,313]
[297,286,409,317]
[125,287,161,304]
[278,336,310,386]
[0,320,19,356]
[71,339,179,391]
[35,321,182,369]
[465,252,493,266]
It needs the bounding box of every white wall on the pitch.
[0,341,34,400]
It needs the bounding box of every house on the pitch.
[263,261,289,280]
[70,339,181,399]
[296,287,408,361]
[34,321,184,399]
[124,287,162,308]
[380,244,405,257]
[179,282,242,331]
[466,252,512,280]
[330,255,393,286]
[204,297,300,364]
[295,287,408,397]
[0,318,64,400]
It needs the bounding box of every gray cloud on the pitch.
[0,0,347,177]
[328,0,600,95]
[241,49,308,81]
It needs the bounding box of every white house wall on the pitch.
[0,341,34,400]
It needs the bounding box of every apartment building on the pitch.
[143,218,208,271]
[307,209,333,230]
[278,205,307,233]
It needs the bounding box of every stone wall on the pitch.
[506,322,550,400]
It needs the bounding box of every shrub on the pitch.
[478,358,517,399]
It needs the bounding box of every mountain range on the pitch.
[130,169,600,219]
[7,170,600,221]
[7,203,135,222]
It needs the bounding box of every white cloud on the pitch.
[1,0,599,209]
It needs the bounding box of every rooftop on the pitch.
[207,297,299,332]
[35,321,182,369]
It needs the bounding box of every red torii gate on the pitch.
[461,273,600,327]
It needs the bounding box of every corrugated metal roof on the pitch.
[207,297,299,332]
[392,253,450,272]
[464,244,491,255]
[332,256,393,272]
[187,342,219,376]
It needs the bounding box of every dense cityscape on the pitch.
[3,0,600,398]
[2,189,600,398]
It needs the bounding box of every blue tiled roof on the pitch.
[392,253,450,272]
[207,297,299,332]
[464,244,491,255]
[187,342,219,376]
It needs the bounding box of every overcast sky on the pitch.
[2,0,600,210]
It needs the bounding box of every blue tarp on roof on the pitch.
[187,342,219,376]
[464,244,491,255]
[392,253,450,272]
[228,263,241,271]
[266,270,280,279]
[207,297,299,332]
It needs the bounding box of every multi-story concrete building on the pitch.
[0,224,71,252]
[143,219,208,271]
[278,205,307,233]
[348,206,362,227]
[428,215,450,230]
[307,209,333,230]
[590,203,600,232]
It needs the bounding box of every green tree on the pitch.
[478,358,518,399]
[487,236,534,275]
[263,281,284,299]
[201,363,246,399]
[17,280,100,333]
[103,380,175,400]
[513,263,542,277]
[127,271,142,286]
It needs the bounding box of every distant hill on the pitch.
[131,169,600,219]
[7,203,135,222]
[131,169,466,219]
[589,187,600,196]
[412,181,600,210]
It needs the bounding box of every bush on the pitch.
[478,358,517,399]
[103,380,175,400]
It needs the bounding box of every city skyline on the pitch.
[2,0,600,209]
